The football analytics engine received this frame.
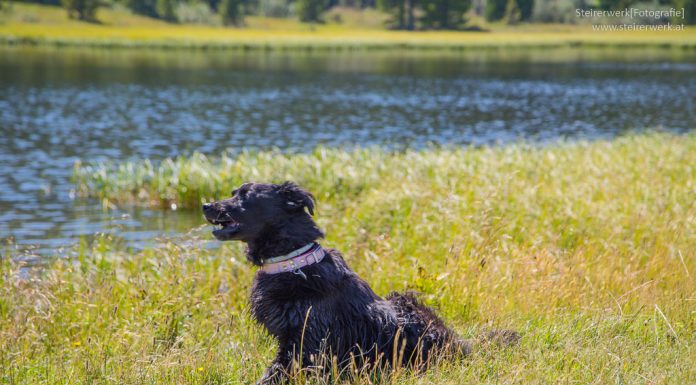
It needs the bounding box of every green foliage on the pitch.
[420,0,471,28]
[296,0,327,22]
[485,0,507,20]
[378,0,416,29]
[487,0,533,21]
[219,0,244,25]
[17,0,61,5]
[156,0,177,21]
[516,0,533,19]
[257,0,293,17]
[205,0,221,10]
[598,0,638,9]
[504,0,521,23]
[122,0,158,17]
[61,0,99,20]
[9,0,696,25]
[175,1,216,24]
[531,0,578,22]
[672,0,696,23]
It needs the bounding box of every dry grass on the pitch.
[2,133,693,383]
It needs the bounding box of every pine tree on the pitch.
[378,0,416,29]
[297,0,328,22]
[220,0,244,25]
[516,0,533,20]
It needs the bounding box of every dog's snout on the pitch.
[203,203,212,210]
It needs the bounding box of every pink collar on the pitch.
[261,243,325,276]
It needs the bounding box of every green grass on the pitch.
[1,3,695,50]
[2,133,695,383]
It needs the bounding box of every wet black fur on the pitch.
[203,182,510,384]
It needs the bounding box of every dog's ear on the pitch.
[278,181,315,216]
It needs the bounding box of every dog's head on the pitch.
[202,181,316,243]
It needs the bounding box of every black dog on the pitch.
[203,182,517,383]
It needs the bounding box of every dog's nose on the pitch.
[202,203,212,211]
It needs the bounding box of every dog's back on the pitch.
[251,249,470,375]
[387,291,473,366]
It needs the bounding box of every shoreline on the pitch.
[2,34,695,51]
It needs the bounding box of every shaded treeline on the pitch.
[15,0,696,27]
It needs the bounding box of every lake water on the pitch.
[1,46,695,258]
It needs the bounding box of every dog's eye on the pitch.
[232,188,248,199]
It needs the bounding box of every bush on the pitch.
[175,1,216,23]
[62,0,99,20]
[531,0,577,23]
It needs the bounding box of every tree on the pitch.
[486,0,531,21]
[378,0,416,29]
[123,0,158,17]
[598,0,637,9]
[504,0,520,23]
[62,0,99,20]
[516,0,533,20]
[420,0,471,29]
[156,0,177,21]
[484,0,506,20]
[672,0,696,24]
[220,0,244,25]
[25,0,62,4]
[206,0,222,11]
[297,0,327,22]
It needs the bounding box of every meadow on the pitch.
[1,133,693,383]
[1,3,696,49]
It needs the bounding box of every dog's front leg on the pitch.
[257,360,289,385]
[257,342,319,385]
[257,349,294,385]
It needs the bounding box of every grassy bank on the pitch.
[2,4,696,50]
[2,133,694,383]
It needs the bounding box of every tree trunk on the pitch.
[406,0,414,30]
[398,0,405,29]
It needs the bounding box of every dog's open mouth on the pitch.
[208,218,241,240]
